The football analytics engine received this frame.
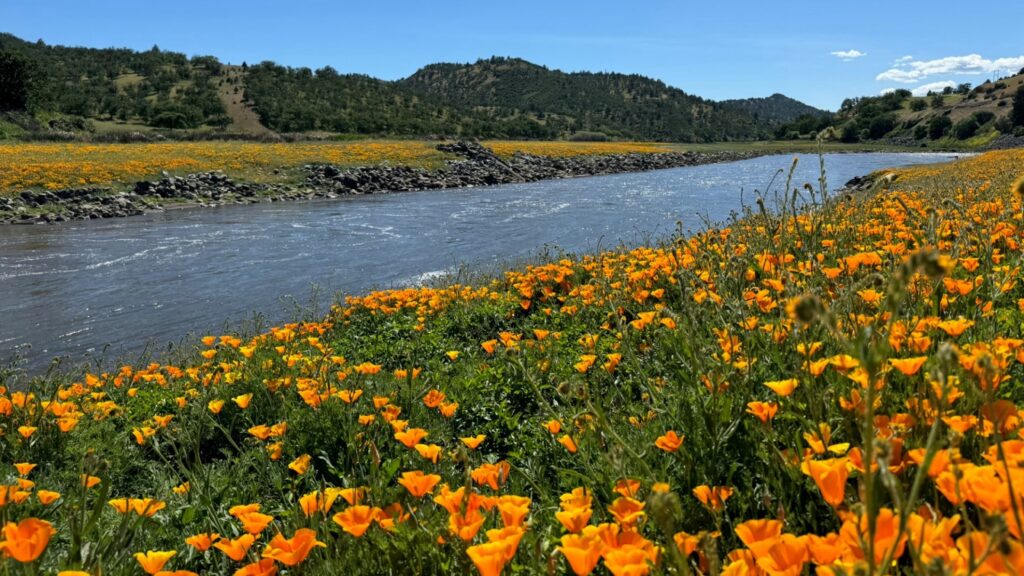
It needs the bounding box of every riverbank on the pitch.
[0,152,963,373]
[0,141,761,224]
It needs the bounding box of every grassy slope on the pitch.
[217,66,273,136]
[898,73,1024,125]
[3,150,1024,574]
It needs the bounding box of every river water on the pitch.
[0,152,959,372]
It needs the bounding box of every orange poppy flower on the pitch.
[134,550,176,575]
[438,401,459,418]
[461,434,486,449]
[337,389,363,404]
[394,428,428,448]
[693,485,733,512]
[556,506,593,534]
[558,434,578,453]
[238,512,274,535]
[889,356,927,376]
[233,558,278,576]
[559,532,604,575]
[414,443,442,463]
[36,490,60,505]
[654,431,684,452]
[466,540,511,576]
[496,495,531,528]
[333,506,377,538]
[13,463,35,476]
[422,389,446,408]
[0,518,54,563]
[214,533,256,561]
[449,509,487,541]
[607,497,645,527]
[288,454,311,475]
[603,545,651,576]
[398,470,442,498]
[745,401,778,423]
[185,532,220,552]
[261,528,325,566]
[763,378,798,397]
[802,457,850,508]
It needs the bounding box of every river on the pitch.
[0,152,960,372]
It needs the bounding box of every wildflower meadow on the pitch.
[3,149,1024,575]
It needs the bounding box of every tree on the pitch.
[868,115,896,139]
[930,94,945,109]
[928,115,952,139]
[1012,85,1024,127]
[840,123,859,143]
[0,51,32,111]
[910,99,927,112]
[953,117,979,140]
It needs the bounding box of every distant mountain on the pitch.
[720,93,828,125]
[0,34,826,142]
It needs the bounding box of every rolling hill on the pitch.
[775,71,1024,146]
[0,33,830,142]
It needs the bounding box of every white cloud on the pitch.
[894,55,914,64]
[876,54,1024,83]
[831,49,867,61]
[911,81,956,96]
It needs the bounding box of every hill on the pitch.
[0,34,826,142]
[0,33,230,133]
[720,93,828,125]
[393,57,762,141]
[775,71,1024,146]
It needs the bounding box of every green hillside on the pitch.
[0,34,829,142]
[774,72,1024,146]
[0,33,229,132]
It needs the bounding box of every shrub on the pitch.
[150,111,193,129]
[867,115,896,139]
[1013,85,1024,127]
[913,123,928,140]
[909,99,927,112]
[0,51,33,111]
[973,111,995,125]
[839,123,859,143]
[567,131,608,142]
[953,117,979,139]
[928,115,952,139]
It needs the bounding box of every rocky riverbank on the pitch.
[0,142,760,224]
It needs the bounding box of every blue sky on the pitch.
[4,0,1024,110]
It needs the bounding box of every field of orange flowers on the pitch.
[483,141,672,159]
[0,141,673,196]
[0,141,450,195]
[3,149,1024,575]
